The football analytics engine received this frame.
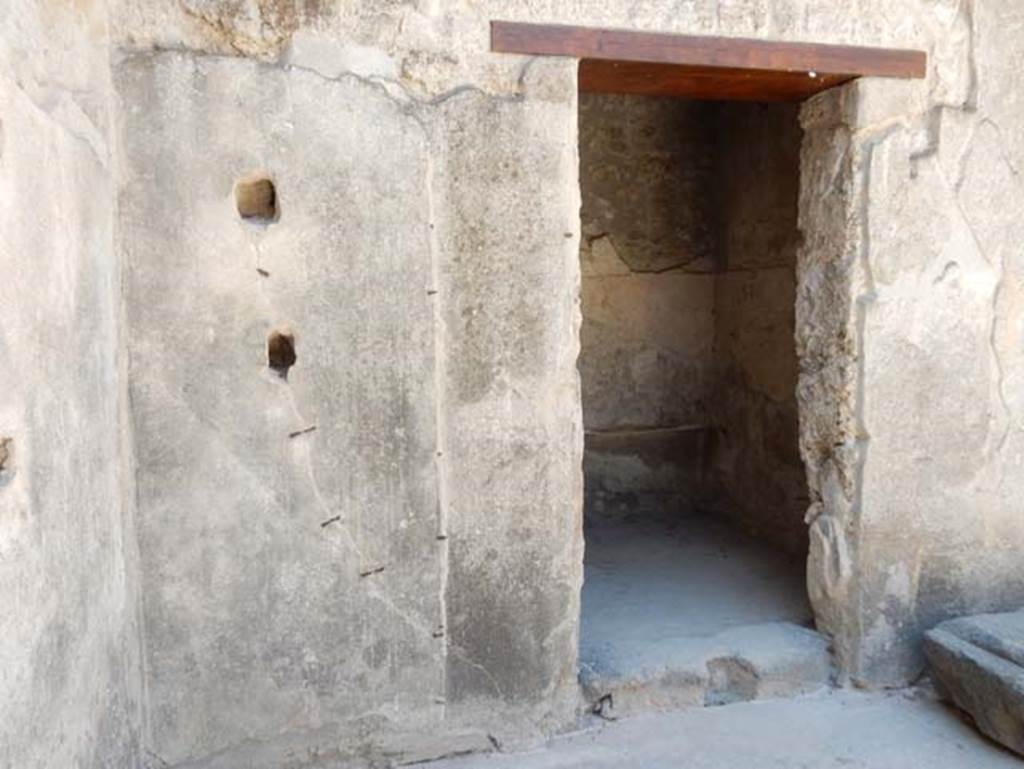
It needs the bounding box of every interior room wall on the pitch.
[578,93,718,522]
[709,102,809,555]
[578,94,808,549]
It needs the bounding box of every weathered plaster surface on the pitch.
[117,51,448,764]
[434,60,583,743]
[800,0,1024,685]
[108,0,1023,719]
[115,40,581,764]
[7,0,1024,766]
[0,1,142,767]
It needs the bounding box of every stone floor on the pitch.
[579,512,831,713]
[428,688,1020,768]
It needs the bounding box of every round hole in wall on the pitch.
[267,331,296,380]
[235,176,277,222]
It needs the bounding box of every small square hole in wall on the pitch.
[0,437,13,487]
[236,177,277,222]
[268,331,296,380]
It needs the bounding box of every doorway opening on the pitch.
[578,93,829,713]
[490,19,927,704]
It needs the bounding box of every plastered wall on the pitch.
[0,1,142,766]
[801,49,1024,683]
[5,1,1024,767]
[115,41,581,768]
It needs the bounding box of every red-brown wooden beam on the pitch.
[491,21,926,102]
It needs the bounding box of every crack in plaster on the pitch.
[449,647,506,700]
[285,53,539,111]
[115,46,537,142]
[229,102,419,638]
[246,238,441,643]
[244,238,363,566]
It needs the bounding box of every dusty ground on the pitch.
[578,512,830,712]
[427,688,1019,768]
[581,512,814,671]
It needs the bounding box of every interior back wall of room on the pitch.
[578,94,718,521]
[578,94,808,552]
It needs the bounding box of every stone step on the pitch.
[925,610,1024,757]
[580,621,833,718]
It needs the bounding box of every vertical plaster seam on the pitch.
[123,246,153,762]
[109,34,152,752]
[426,142,451,716]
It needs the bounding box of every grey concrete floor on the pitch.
[581,512,813,670]
[429,689,1021,768]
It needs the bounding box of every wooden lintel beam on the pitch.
[491,21,927,81]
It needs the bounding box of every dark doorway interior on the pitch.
[578,93,827,713]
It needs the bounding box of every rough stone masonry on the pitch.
[2,1,1024,767]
